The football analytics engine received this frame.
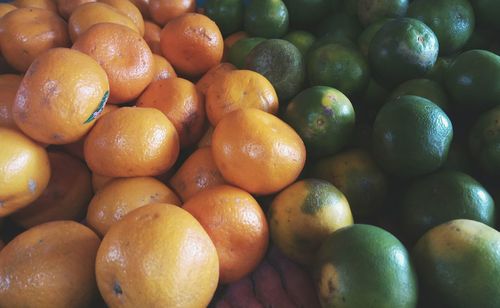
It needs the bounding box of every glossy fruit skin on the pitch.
[285,86,355,157]
[469,105,500,175]
[357,0,408,26]
[314,224,418,308]
[388,78,449,110]
[204,0,244,36]
[445,49,500,112]
[413,219,500,308]
[100,0,145,36]
[149,0,195,26]
[372,95,453,178]
[283,30,316,56]
[244,0,289,38]
[245,39,305,102]
[357,18,390,57]
[408,0,475,55]
[228,37,266,69]
[368,17,439,86]
[401,170,495,241]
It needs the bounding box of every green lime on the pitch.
[468,105,500,175]
[357,0,409,26]
[204,0,244,36]
[372,95,453,177]
[284,86,355,157]
[424,56,453,84]
[283,0,329,28]
[357,18,390,57]
[388,78,449,110]
[227,37,266,69]
[283,30,316,56]
[244,0,289,38]
[315,12,362,42]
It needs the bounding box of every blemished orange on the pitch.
[0,221,101,307]
[143,20,162,55]
[86,177,180,236]
[68,2,140,42]
[0,8,70,72]
[56,0,96,20]
[73,23,154,104]
[91,173,114,192]
[169,146,226,202]
[10,151,93,229]
[195,62,236,96]
[205,69,279,125]
[84,107,180,177]
[197,125,214,147]
[12,48,110,144]
[0,128,50,217]
[0,3,17,18]
[160,13,223,77]
[0,74,23,128]
[183,185,269,283]
[136,77,206,148]
[212,108,306,195]
[223,31,248,61]
[152,54,177,81]
[95,203,219,307]
[148,0,195,26]
[12,0,57,12]
[100,0,145,36]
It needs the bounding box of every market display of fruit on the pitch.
[0,0,500,307]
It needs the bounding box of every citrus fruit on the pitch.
[148,0,195,26]
[368,17,439,86]
[283,30,316,56]
[357,0,409,26]
[468,105,500,175]
[86,177,180,237]
[205,69,278,126]
[211,108,306,195]
[357,18,389,56]
[195,62,236,95]
[314,224,418,307]
[12,48,109,144]
[0,3,16,18]
[10,151,92,229]
[143,21,162,55]
[268,179,353,265]
[315,12,362,43]
[11,0,57,11]
[183,185,269,283]
[469,0,500,30]
[310,148,388,218]
[84,107,180,177]
[160,13,223,77]
[169,146,226,202]
[56,0,95,19]
[283,0,329,28]
[284,86,355,157]
[372,95,453,177]
[0,74,22,128]
[0,128,50,217]
[228,37,266,69]
[223,31,248,60]
[100,0,145,36]
[244,0,289,38]
[413,219,500,308]
[0,221,100,307]
[425,56,452,84]
[95,203,219,307]
[204,0,244,36]
[307,43,369,96]
[151,54,177,81]
[388,78,449,110]
[91,173,114,192]
[245,39,305,102]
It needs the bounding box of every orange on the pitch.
[0,239,4,251]
[56,0,96,20]
[73,23,154,104]
[223,30,248,61]
[136,77,206,148]
[10,151,93,229]
[148,0,195,26]
[0,128,50,217]
[212,108,306,195]
[128,0,150,19]
[169,146,226,202]
[195,62,236,96]
[68,2,140,42]
[84,106,180,177]
[100,0,145,36]
[183,185,269,283]
[86,177,180,236]
[0,221,100,307]
[91,172,114,192]
[11,0,57,12]
[0,8,70,72]
[160,13,224,77]
[143,20,162,55]
[197,125,214,147]
[12,48,110,144]
[0,3,17,18]
[95,203,219,307]
[0,74,23,128]
[151,54,177,81]
[205,69,279,126]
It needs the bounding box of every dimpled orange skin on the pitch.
[12,48,110,144]
[0,8,70,73]
[160,13,224,77]
[169,146,226,202]
[0,3,17,18]
[149,0,195,26]
[143,20,162,55]
[0,128,51,217]
[195,62,236,96]
[86,176,181,237]
[152,54,177,81]
[205,70,279,126]
[10,151,93,229]
[136,77,206,148]
[0,74,23,128]
[95,203,219,308]
[183,185,269,283]
[68,2,140,42]
[100,0,145,36]
[72,22,154,104]
[212,108,306,195]
[56,0,96,20]
[0,221,101,308]
[12,0,57,12]
[84,107,180,177]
